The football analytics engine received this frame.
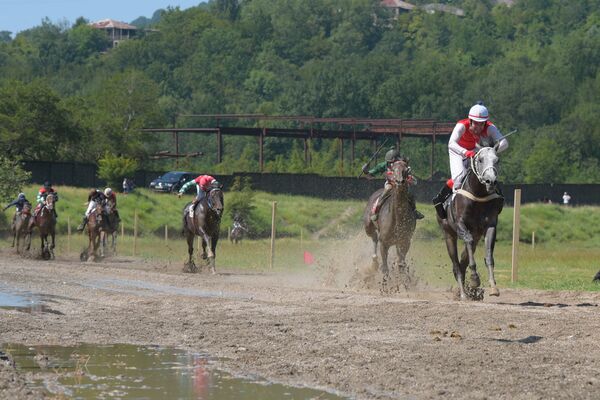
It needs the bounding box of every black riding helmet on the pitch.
[44,181,52,188]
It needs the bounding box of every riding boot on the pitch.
[189,199,198,217]
[53,209,58,218]
[432,185,453,220]
[408,195,425,220]
[496,185,505,214]
[77,216,88,232]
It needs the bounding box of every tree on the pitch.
[97,153,139,188]
[226,176,263,236]
[0,80,81,160]
[0,31,11,43]
[83,70,165,161]
[0,156,31,202]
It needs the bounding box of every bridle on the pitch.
[470,147,498,186]
[207,188,223,217]
[390,160,410,186]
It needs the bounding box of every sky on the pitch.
[0,0,206,35]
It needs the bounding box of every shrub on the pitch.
[0,156,31,202]
[98,153,138,188]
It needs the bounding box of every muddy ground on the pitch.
[1,249,600,400]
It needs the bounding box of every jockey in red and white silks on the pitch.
[448,104,509,190]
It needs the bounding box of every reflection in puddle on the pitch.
[2,343,345,399]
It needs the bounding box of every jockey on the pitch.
[362,147,424,223]
[177,175,218,214]
[232,219,247,233]
[77,189,106,231]
[432,103,509,219]
[34,181,58,218]
[4,193,31,225]
[4,193,29,214]
[103,187,121,223]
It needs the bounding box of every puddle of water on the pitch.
[86,278,252,300]
[2,343,345,399]
[0,285,64,314]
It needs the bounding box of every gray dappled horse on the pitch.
[363,160,416,282]
[230,222,247,244]
[182,185,224,274]
[11,201,32,254]
[27,193,56,260]
[437,145,504,300]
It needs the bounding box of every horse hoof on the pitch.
[489,287,500,296]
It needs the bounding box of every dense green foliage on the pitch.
[1,0,600,182]
[0,157,31,202]
[97,153,139,188]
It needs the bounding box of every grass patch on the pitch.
[3,185,600,292]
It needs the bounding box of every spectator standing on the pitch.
[562,192,572,206]
[122,178,129,194]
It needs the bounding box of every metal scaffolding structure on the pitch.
[142,114,455,177]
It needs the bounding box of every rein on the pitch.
[456,189,502,202]
[455,148,503,203]
[470,148,498,186]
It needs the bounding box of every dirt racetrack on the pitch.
[1,249,600,399]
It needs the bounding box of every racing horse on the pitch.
[81,203,103,261]
[230,222,247,244]
[100,198,119,257]
[11,201,32,254]
[27,194,56,260]
[363,159,416,283]
[182,183,224,273]
[437,144,504,300]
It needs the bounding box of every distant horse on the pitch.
[27,194,56,260]
[437,145,504,300]
[230,222,247,244]
[100,199,119,257]
[11,201,32,254]
[81,203,103,262]
[182,185,224,273]
[363,159,416,282]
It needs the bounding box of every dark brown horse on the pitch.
[100,199,119,257]
[437,145,504,300]
[11,201,32,254]
[363,160,416,281]
[27,194,56,260]
[81,204,103,262]
[182,185,224,273]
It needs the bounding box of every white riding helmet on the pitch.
[468,104,489,122]
[104,188,113,196]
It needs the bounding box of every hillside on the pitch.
[1,0,600,183]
